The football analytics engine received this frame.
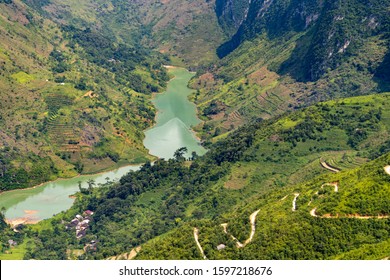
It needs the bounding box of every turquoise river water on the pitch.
[0,67,205,224]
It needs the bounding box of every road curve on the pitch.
[320,160,340,173]
[244,210,261,246]
[292,193,299,211]
[194,227,207,260]
[220,209,261,248]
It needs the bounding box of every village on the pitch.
[65,210,94,239]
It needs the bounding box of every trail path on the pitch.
[309,182,338,206]
[310,208,389,219]
[106,246,141,260]
[310,208,318,217]
[280,195,288,201]
[309,179,389,218]
[128,246,141,260]
[321,182,339,192]
[292,193,299,211]
[194,228,207,259]
[220,223,228,234]
[221,209,260,248]
[244,210,260,245]
[320,160,340,173]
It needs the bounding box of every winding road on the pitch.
[321,182,339,192]
[193,165,390,256]
[308,179,390,218]
[384,166,390,176]
[194,227,207,259]
[292,193,299,211]
[220,209,260,248]
[310,207,389,219]
[320,160,340,173]
[310,208,318,217]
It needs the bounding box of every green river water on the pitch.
[0,67,205,224]
[144,67,206,159]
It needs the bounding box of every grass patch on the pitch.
[11,71,34,84]
[0,239,29,260]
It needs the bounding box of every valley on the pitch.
[1,0,390,261]
[0,66,204,226]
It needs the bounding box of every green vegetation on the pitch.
[136,137,390,260]
[28,0,226,68]
[11,72,35,84]
[1,0,390,262]
[191,0,390,141]
[0,0,171,191]
[11,94,390,260]
[0,210,26,260]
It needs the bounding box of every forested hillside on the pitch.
[0,0,169,191]
[1,0,390,261]
[10,93,390,260]
[192,0,390,144]
[217,0,390,82]
[137,152,390,260]
[24,0,226,67]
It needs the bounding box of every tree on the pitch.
[191,151,198,161]
[0,207,8,230]
[87,179,96,193]
[75,161,84,173]
[173,147,188,162]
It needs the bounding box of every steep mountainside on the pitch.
[217,0,390,82]
[0,0,169,191]
[136,151,390,260]
[215,0,251,36]
[10,93,390,259]
[24,0,226,67]
[191,0,390,146]
[1,0,390,261]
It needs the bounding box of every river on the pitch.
[144,67,206,159]
[0,66,205,225]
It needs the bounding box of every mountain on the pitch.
[217,0,390,82]
[0,0,169,191]
[24,0,226,67]
[136,151,390,260]
[10,93,390,260]
[191,0,390,146]
[1,0,390,261]
[215,0,251,36]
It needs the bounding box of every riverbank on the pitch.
[0,161,143,197]
[1,66,206,225]
[0,164,141,223]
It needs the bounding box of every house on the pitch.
[8,240,17,247]
[70,218,79,226]
[80,220,90,226]
[67,213,93,239]
[84,210,94,216]
[80,224,88,230]
[84,240,98,252]
[76,229,87,239]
